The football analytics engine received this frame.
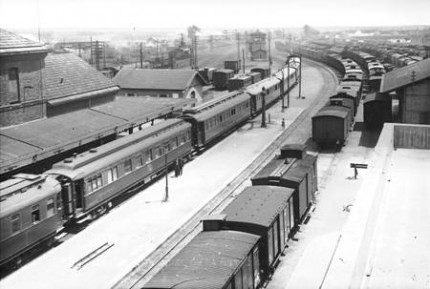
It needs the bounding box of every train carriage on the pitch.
[330,95,356,119]
[182,91,251,149]
[312,105,351,146]
[213,69,235,90]
[336,85,360,108]
[0,174,63,267]
[141,230,261,289]
[246,77,282,116]
[46,119,192,222]
[203,185,295,279]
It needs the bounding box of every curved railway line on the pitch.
[113,59,340,289]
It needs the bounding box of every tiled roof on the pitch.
[43,52,118,100]
[380,58,430,93]
[0,28,48,55]
[113,69,205,91]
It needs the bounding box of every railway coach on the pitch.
[0,174,63,267]
[203,185,295,280]
[45,119,192,222]
[182,91,251,149]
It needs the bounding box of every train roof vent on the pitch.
[64,158,73,163]
[89,148,98,153]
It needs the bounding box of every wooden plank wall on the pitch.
[393,124,430,149]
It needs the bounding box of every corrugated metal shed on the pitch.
[380,58,430,93]
[113,69,207,91]
[142,231,259,289]
[221,186,294,228]
[0,97,193,175]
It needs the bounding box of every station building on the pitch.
[113,69,207,103]
[380,58,430,124]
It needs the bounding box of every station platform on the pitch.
[273,123,430,289]
[0,96,193,175]
[0,60,337,289]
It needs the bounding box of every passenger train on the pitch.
[0,57,301,268]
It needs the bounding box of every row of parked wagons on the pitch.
[139,144,318,289]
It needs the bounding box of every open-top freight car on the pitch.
[203,185,295,280]
[0,174,63,267]
[141,230,262,289]
[46,119,192,222]
[312,105,352,147]
[227,75,253,91]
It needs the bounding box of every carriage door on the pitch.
[60,180,74,221]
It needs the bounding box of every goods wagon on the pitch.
[227,75,253,91]
[312,105,351,146]
[213,69,235,90]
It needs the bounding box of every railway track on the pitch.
[113,59,340,289]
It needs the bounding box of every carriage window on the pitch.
[11,214,21,233]
[187,130,191,140]
[47,198,55,217]
[146,150,153,163]
[136,155,144,168]
[31,205,40,223]
[124,159,132,173]
[8,68,20,104]
[159,147,164,156]
[219,115,223,122]
[96,174,102,187]
[171,139,177,149]
[107,166,118,183]
[231,108,236,115]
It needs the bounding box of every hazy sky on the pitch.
[1,0,429,31]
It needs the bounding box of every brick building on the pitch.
[380,58,430,124]
[0,28,49,127]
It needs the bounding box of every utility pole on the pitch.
[237,31,240,63]
[268,32,272,72]
[287,57,290,108]
[261,87,266,128]
[140,42,143,68]
[194,35,198,70]
[163,146,169,202]
[242,48,245,74]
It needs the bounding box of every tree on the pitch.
[187,25,200,41]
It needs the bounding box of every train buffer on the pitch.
[350,163,368,179]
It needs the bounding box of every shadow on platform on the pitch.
[354,122,382,148]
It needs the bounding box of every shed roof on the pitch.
[142,231,259,289]
[0,97,193,175]
[0,28,48,55]
[364,92,391,103]
[380,58,430,93]
[313,105,350,119]
[113,69,207,91]
[221,186,294,228]
[43,52,119,101]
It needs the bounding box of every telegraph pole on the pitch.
[140,42,143,68]
[242,48,246,74]
[163,146,169,202]
[268,32,272,72]
[261,87,266,128]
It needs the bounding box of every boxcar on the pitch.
[182,92,251,149]
[363,92,392,129]
[330,95,356,119]
[0,174,62,266]
[251,67,271,80]
[141,230,261,289]
[203,185,295,280]
[312,105,351,146]
[246,77,282,116]
[247,71,261,84]
[213,69,235,90]
[46,119,192,222]
[225,60,241,74]
[336,85,360,108]
[227,75,253,91]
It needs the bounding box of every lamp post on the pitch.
[163,144,169,202]
[261,86,266,128]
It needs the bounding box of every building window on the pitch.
[47,198,55,217]
[11,214,21,233]
[31,205,40,224]
[8,68,20,104]
[124,159,132,173]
